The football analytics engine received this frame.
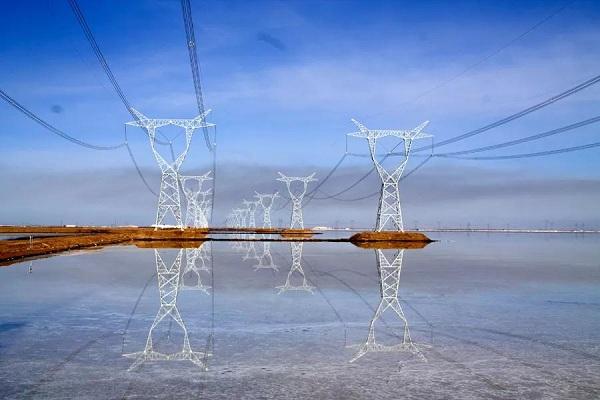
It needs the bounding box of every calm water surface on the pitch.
[0,233,599,399]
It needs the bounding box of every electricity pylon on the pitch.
[277,173,317,229]
[237,207,248,228]
[276,242,314,293]
[255,192,279,228]
[348,119,432,231]
[124,249,210,370]
[182,242,212,294]
[126,109,214,228]
[180,172,212,228]
[199,189,212,224]
[349,249,426,363]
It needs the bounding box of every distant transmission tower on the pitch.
[126,109,214,227]
[348,119,432,231]
[124,249,210,370]
[276,242,314,293]
[349,249,426,362]
[242,199,259,229]
[255,192,279,228]
[180,172,212,228]
[277,173,317,229]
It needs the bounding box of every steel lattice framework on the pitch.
[199,188,212,223]
[242,199,259,229]
[255,192,279,228]
[348,119,432,231]
[276,242,314,293]
[350,249,426,362]
[124,249,210,370]
[277,173,317,229]
[180,172,212,228]
[126,108,214,227]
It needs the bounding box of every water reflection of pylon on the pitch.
[350,249,426,362]
[276,242,314,293]
[253,242,279,271]
[124,249,210,370]
[182,242,212,294]
[348,119,432,232]
[126,109,214,228]
[277,173,317,229]
[241,200,260,261]
[231,207,248,251]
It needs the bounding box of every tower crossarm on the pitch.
[126,108,214,130]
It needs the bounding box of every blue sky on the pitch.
[1,0,599,227]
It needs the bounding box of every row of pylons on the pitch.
[127,108,433,232]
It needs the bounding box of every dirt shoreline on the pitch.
[0,225,432,266]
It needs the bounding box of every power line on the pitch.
[311,155,433,202]
[67,0,171,146]
[434,115,600,156]
[406,1,574,105]
[310,73,600,200]
[179,0,218,227]
[412,73,600,152]
[0,88,126,151]
[440,140,600,160]
[124,125,158,196]
[180,0,213,152]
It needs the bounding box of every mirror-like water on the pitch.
[1,233,599,399]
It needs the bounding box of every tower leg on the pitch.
[290,200,304,229]
[376,179,403,231]
[156,170,183,227]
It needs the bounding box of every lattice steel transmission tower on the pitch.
[180,172,212,228]
[349,249,426,363]
[255,192,279,228]
[277,173,317,229]
[242,199,260,228]
[276,242,314,293]
[348,119,432,231]
[126,109,214,227]
[199,188,212,223]
[124,249,210,370]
